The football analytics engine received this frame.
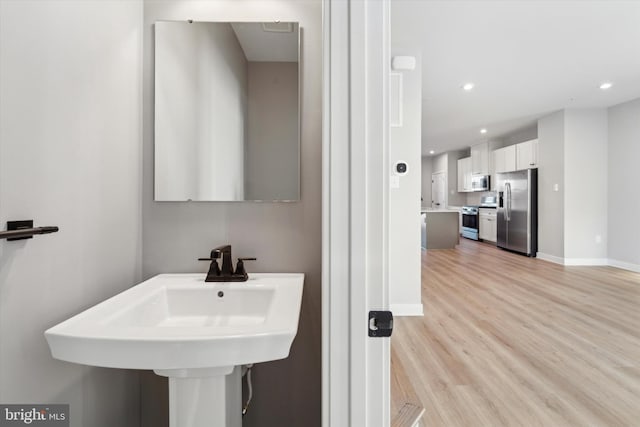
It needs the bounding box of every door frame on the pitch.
[322,0,390,426]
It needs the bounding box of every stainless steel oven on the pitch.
[461,205,479,240]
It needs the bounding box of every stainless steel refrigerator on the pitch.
[496,169,537,256]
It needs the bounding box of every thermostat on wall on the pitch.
[394,161,408,175]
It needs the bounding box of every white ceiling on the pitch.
[391,0,640,155]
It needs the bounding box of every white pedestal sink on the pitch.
[45,273,304,427]
[155,366,242,427]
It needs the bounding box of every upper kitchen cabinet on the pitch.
[457,157,472,192]
[471,142,489,175]
[516,138,539,170]
[492,139,538,187]
[493,145,516,174]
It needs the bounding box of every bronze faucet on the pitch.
[198,245,256,282]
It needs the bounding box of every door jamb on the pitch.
[322,0,391,426]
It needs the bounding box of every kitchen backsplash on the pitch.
[466,191,496,205]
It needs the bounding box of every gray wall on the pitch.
[537,111,565,259]
[389,52,422,314]
[245,61,299,201]
[608,98,640,268]
[427,151,467,208]
[564,109,608,260]
[142,1,321,426]
[538,109,614,262]
[497,124,538,147]
[432,153,447,174]
[0,1,142,427]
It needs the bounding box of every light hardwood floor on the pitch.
[391,239,640,426]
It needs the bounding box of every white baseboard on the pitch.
[390,303,424,317]
[564,258,608,266]
[536,252,565,265]
[536,253,640,273]
[608,259,640,273]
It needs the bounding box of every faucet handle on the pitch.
[235,257,256,276]
[198,256,221,277]
[198,248,225,262]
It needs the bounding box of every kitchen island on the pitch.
[421,208,460,249]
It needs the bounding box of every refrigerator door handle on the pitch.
[505,182,511,221]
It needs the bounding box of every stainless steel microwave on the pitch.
[471,175,490,191]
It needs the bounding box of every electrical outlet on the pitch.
[595,235,602,244]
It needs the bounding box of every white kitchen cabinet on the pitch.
[457,157,472,192]
[463,158,472,191]
[471,142,489,175]
[493,149,503,175]
[493,145,516,174]
[516,138,539,170]
[504,145,516,172]
[479,208,497,242]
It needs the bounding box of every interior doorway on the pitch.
[431,172,446,209]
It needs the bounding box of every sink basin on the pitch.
[45,273,304,370]
[45,272,304,427]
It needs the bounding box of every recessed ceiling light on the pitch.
[429,150,435,154]
[599,82,613,90]
[462,83,474,91]
[480,128,487,134]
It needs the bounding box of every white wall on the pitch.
[245,61,299,200]
[537,111,565,260]
[142,2,322,426]
[389,52,422,316]
[432,152,447,173]
[0,2,142,427]
[608,98,640,270]
[563,109,608,261]
[154,22,247,201]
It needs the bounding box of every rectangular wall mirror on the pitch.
[154,21,300,201]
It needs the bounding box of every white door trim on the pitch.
[322,0,390,426]
[322,0,350,423]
